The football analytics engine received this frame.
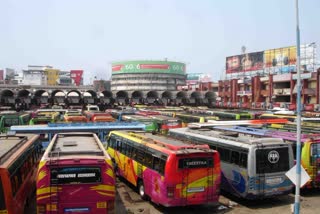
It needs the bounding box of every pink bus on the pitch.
[36,132,116,214]
[107,131,221,207]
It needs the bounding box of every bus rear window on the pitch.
[0,177,6,210]
[178,157,213,169]
[256,147,289,174]
[51,167,101,184]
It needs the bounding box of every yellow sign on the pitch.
[265,46,296,67]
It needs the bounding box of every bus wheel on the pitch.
[138,180,147,200]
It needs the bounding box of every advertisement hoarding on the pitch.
[226,51,264,73]
[111,61,186,75]
[225,43,316,78]
[70,70,84,86]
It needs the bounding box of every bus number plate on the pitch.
[266,177,283,185]
[187,187,205,193]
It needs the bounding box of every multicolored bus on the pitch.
[106,109,136,121]
[29,112,60,125]
[37,132,116,214]
[186,109,253,120]
[121,115,158,132]
[267,123,320,134]
[63,110,88,123]
[0,112,31,133]
[106,131,221,207]
[175,113,219,127]
[259,113,297,122]
[169,128,294,199]
[0,134,43,214]
[85,112,116,123]
[149,115,182,134]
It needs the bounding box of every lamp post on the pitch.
[294,0,302,213]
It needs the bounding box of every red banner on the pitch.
[70,70,83,86]
[140,64,169,69]
[112,65,123,71]
[0,70,3,81]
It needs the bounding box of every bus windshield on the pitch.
[50,167,101,185]
[256,147,289,174]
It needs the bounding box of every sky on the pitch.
[0,0,319,84]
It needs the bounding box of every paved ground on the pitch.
[116,178,320,214]
[25,179,320,214]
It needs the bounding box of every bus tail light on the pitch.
[37,205,46,214]
[167,187,175,198]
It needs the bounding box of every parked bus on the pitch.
[136,110,161,116]
[37,132,116,214]
[29,112,59,125]
[106,109,136,121]
[175,113,219,127]
[149,115,182,134]
[121,115,158,132]
[85,111,116,123]
[169,128,294,199]
[35,109,67,121]
[0,133,43,214]
[267,123,320,134]
[259,113,297,122]
[63,110,88,123]
[106,131,221,207]
[0,112,31,133]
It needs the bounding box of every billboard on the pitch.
[70,70,84,86]
[225,43,316,78]
[111,60,186,75]
[226,51,264,73]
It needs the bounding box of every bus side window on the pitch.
[116,140,121,151]
[153,157,160,171]
[144,153,153,168]
[218,147,230,162]
[239,153,248,168]
[122,142,128,155]
[132,147,137,160]
[159,159,166,175]
[231,151,240,165]
[127,144,133,158]
[109,137,116,149]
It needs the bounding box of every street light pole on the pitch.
[294,0,302,213]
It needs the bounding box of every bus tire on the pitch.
[138,180,147,200]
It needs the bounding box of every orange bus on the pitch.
[0,133,43,214]
[63,110,88,123]
[84,112,116,123]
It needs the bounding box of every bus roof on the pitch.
[169,128,285,149]
[111,131,213,155]
[122,115,154,121]
[0,134,38,165]
[46,132,107,158]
